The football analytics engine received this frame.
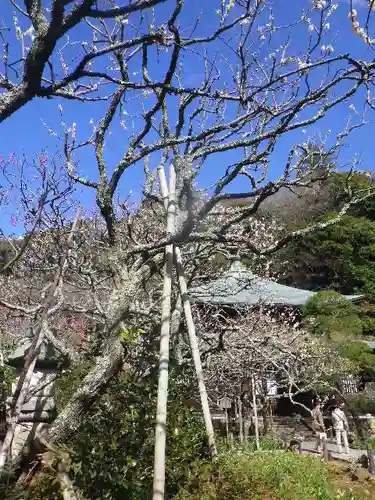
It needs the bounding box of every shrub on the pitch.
[361,316,375,336]
[52,363,207,500]
[302,291,363,339]
[219,437,284,454]
[337,342,375,377]
[1,361,208,500]
[346,393,375,416]
[176,447,360,500]
[303,291,359,316]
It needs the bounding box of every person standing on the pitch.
[311,399,326,453]
[332,402,350,454]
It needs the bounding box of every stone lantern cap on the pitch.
[7,338,69,370]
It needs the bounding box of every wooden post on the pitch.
[174,246,217,458]
[158,166,217,460]
[234,399,238,437]
[238,396,244,443]
[322,435,329,462]
[298,441,303,454]
[251,376,260,451]
[367,443,375,475]
[153,165,176,500]
[269,398,275,431]
[225,409,229,440]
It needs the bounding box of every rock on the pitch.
[351,466,371,481]
[357,454,369,469]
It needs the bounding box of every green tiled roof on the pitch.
[189,261,363,307]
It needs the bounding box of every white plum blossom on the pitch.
[203,308,351,410]
[240,18,250,26]
[297,59,307,70]
[348,7,375,45]
[314,0,327,10]
[321,44,334,55]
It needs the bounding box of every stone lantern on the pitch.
[5,338,69,459]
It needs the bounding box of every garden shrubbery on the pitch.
[176,445,360,500]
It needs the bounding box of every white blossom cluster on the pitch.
[202,203,284,277]
[349,5,375,45]
[201,307,352,404]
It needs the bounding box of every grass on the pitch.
[175,443,365,500]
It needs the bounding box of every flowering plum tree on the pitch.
[202,307,351,423]
[2,1,375,498]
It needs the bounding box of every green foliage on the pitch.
[119,326,145,344]
[333,172,375,222]
[345,393,375,416]
[53,363,207,500]
[303,291,360,318]
[280,216,375,298]
[4,473,64,500]
[276,171,375,343]
[336,342,375,376]
[0,239,15,275]
[276,170,375,298]
[1,365,15,433]
[0,364,15,393]
[176,447,359,499]
[361,316,375,336]
[220,437,284,454]
[53,360,93,412]
[356,301,375,337]
[302,291,363,338]
[302,293,375,376]
[311,216,375,297]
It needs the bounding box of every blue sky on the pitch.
[1,0,375,234]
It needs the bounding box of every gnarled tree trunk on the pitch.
[43,338,124,444]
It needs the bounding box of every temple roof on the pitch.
[189,261,363,307]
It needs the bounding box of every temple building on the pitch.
[188,259,365,424]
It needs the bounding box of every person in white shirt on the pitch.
[332,402,349,454]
